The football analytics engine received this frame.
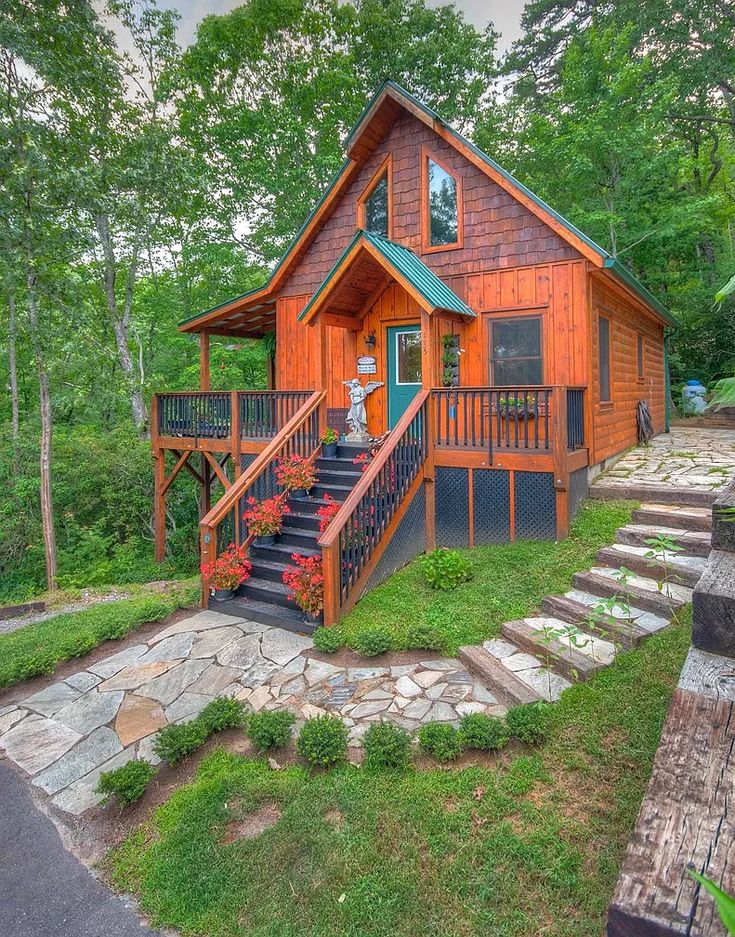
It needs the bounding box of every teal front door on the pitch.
[387,325,422,428]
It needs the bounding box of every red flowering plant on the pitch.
[282,553,324,616]
[242,495,289,538]
[275,455,318,491]
[353,451,370,473]
[316,493,341,533]
[201,543,252,591]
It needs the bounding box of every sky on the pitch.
[159,1,526,53]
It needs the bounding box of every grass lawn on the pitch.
[106,608,691,937]
[0,579,198,688]
[340,499,638,655]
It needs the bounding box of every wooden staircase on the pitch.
[459,499,712,705]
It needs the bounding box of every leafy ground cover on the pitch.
[0,580,198,688]
[106,608,691,937]
[340,500,637,655]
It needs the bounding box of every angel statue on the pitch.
[343,378,383,440]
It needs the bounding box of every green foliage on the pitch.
[247,710,296,752]
[154,698,246,764]
[687,869,735,935]
[0,583,196,689]
[421,548,473,591]
[96,759,156,808]
[458,713,509,752]
[404,622,444,651]
[296,715,348,768]
[363,722,412,771]
[312,626,346,654]
[349,623,394,657]
[417,723,463,763]
[506,704,549,745]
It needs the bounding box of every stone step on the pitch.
[615,524,711,557]
[590,484,717,507]
[573,567,692,617]
[460,640,572,704]
[502,618,611,682]
[540,594,650,648]
[560,589,672,633]
[633,503,712,533]
[458,644,543,706]
[597,544,706,588]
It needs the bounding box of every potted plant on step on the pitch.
[202,543,252,601]
[275,454,318,499]
[320,426,339,458]
[243,495,289,546]
[282,553,324,622]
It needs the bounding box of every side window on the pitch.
[489,317,543,385]
[358,157,391,238]
[599,315,611,402]
[422,149,461,251]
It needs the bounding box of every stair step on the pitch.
[502,618,611,682]
[314,456,364,475]
[312,483,354,500]
[590,484,717,507]
[616,524,711,557]
[210,596,319,633]
[540,595,650,648]
[335,443,370,460]
[316,468,364,487]
[278,524,320,547]
[596,544,706,588]
[573,568,692,617]
[561,589,671,633]
[459,644,544,705]
[248,557,291,584]
[250,541,320,563]
[633,503,712,533]
[239,576,295,608]
[287,496,342,516]
[286,511,322,531]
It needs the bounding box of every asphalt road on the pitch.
[0,760,160,937]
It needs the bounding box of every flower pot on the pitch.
[322,442,338,458]
[254,534,276,546]
[305,610,322,624]
[213,587,234,601]
[290,488,308,500]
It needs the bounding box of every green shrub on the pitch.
[154,720,208,765]
[363,722,412,770]
[350,624,394,657]
[312,626,345,654]
[506,703,549,744]
[421,548,473,591]
[247,710,295,751]
[296,715,348,767]
[418,723,463,762]
[198,697,247,733]
[405,622,444,651]
[96,759,156,807]
[459,713,509,751]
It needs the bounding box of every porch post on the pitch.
[199,330,210,391]
[552,385,571,539]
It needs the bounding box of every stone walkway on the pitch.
[593,427,735,494]
[0,611,505,817]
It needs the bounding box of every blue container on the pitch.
[682,380,707,414]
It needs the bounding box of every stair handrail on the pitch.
[319,389,431,623]
[199,390,325,603]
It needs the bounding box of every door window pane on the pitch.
[396,331,422,384]
[364,171,388,237]
[599,316,611,401]
[490,318,543,385]
[428,159,458,246]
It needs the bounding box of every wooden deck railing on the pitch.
[319,390,430,625]
[432,386,585,459]
[199,391,325,604]
[156,390,313,441]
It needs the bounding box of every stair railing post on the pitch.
[322,542,341,626]
[200,523,216,609]
[552,386,571,539]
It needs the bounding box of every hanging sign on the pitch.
[357,355,377,374]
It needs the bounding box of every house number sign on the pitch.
[357,355,377,374]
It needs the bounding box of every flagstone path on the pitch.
[0,610,506,817]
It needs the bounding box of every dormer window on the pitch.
[422,147,462,252]
[358,154,392,238]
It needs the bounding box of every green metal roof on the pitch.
[181,79,676,330]
[298,230,476,322]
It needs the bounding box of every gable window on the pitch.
[358,155,391,238]
[599,315,611,402]
[637,333,644,380]
[489,317,543,385]
[422,147,462,251]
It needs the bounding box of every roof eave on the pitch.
[603,258,678,327]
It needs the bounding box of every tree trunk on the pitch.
[27,279,57,591]
[8,293,20,472]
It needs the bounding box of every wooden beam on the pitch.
[203,449,232,490]
[153,449,166,562]
[200,330,210,390]
[162,449,191,494]
[315,313,363,331]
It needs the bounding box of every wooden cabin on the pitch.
[151,81,675,630]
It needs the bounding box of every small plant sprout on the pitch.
[535,620,560,697]
[643,533,685,605]
[559,621,592,665]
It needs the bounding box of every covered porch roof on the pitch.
[298,229,476,327]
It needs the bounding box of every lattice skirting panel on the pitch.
[473,469,511,544]
[435,467,470,548]
[514,471,557,540]
[568,466,589,524]
[364,484,427,594]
